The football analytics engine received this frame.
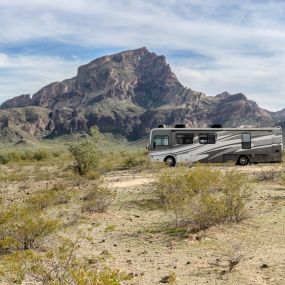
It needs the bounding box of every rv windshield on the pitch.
[153,135,169,148]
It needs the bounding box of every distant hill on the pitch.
[0,47,284,142]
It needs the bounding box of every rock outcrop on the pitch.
[0,47,284,141]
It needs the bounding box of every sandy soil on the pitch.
[1,163,285,284]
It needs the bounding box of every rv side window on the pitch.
[241,133,251,149]
[176,134,194,144]
[153,136,169,148]
[199,133,216,144]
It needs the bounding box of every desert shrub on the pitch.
[280,174,285,185]
[0,238,131,285]
[121,150,149,169]
[221,171,250,222]
[0,152,20,164]
[0,149,52,164]
[51,150,61,157]
[85,170,102,180]
[0,153,10,164]
[155,167,194,224]
[98,149,150,173]
[25,108,39,123]
[0,207,58,250]
[0,171,26,182]
[32,149,49,161]
[154,165,250,230]
[81,186,114,213]
[69,127,102,175]
[25,184,69,210]
[256,169,281,182]
[20,149,50,161]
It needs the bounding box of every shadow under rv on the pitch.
[147,124,283,166]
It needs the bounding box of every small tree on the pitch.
[69,127,103,175]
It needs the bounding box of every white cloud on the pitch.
[0,53,83,102]
[0,0,284,110]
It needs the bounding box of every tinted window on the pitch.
[241,133,251,149]
[153,135,169,148]
[199,133,216,144]
[176,133,194,144]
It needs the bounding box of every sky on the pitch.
[0,0,284,111]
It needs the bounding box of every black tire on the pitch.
[237,155,249,166]
[164,156,176,167]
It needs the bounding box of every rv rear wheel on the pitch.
[237,155,249,166]
[164,156,176,167]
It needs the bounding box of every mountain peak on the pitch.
[0,48,284,141]
[215,91,231,99]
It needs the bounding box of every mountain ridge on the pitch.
[0,47,284,141]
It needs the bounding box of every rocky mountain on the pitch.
[0,47,284,142]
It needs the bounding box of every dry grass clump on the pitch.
[154,165,250,231]
[0,207,58,251]
[25,184,70,210]
[0,237,132,285]
[0,171,27,182]
[280,174,285,185]
[255,168,281,182]
[81,186,115,213]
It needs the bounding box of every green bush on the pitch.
[0,149,52,164]
[69,127,102,175]
[154,165,250,230]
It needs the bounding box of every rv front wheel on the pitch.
[164,156,176,167]
[237,155,249,166]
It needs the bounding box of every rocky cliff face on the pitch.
[0,47,284,141]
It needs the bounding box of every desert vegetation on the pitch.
[0,138,284,284]
[154,166,250,230]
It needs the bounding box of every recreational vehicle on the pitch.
[148,125,283,166]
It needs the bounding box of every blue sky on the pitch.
[0,0,284,111]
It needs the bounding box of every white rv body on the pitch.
[148,127,283,165]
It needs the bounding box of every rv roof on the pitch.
[152,127,281,131]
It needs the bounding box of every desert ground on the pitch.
[0,144,284,285]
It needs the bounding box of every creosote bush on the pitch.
[81,186,114,213]
[155,165,250,231]
[0,237,131,285]
[121,150,150,170]
[69,127,103,175]
[256,168,281,182]
[0,149,52,164]
[0,207,58,251]
[25,184,70,210]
